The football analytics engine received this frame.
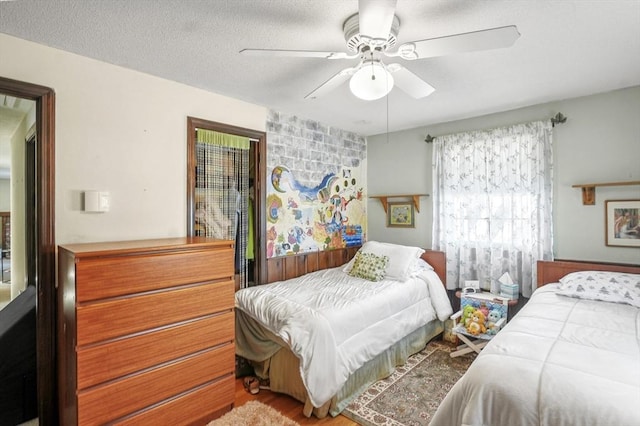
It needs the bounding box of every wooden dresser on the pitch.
[57,237,235,425]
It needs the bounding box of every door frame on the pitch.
[186,117,267,284]
[0,76,56,424]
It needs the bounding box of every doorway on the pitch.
[0,77,56,425]
[186,117,266,286]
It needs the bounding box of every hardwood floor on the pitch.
[233,377,358,425]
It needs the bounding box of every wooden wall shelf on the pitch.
[369,194,429,213]
[572,181,640,205]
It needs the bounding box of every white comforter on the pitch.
[235,267,451,407]
[431,284,640,426]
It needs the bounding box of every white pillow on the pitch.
[557,271,640,308]
[344,241,425,282]
[409,258,435,277]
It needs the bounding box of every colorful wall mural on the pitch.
[266,165,366,257]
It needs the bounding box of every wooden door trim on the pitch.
[0,76,56,425]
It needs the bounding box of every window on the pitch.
[432,121,553,297]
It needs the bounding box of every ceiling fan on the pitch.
[240,0,520,101]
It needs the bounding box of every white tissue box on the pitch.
[500,283,519,300]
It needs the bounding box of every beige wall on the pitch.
[9,110,30,297]
[0,179,8,211]
[0,33,268,244]
[368,86,640,265]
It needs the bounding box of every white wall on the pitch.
[368,86,640,265]
[366,130,433,248]
[0,34,268,244]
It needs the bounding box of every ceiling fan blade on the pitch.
[387,63,435,99]
[305,67,358,99]
[358,0,398,42]
[240,49,357,60]
[393,25,520,60]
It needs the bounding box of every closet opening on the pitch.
[186,117,266,288]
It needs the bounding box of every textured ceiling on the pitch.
[1,0,639,136]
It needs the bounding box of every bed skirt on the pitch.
[236,310,444,418]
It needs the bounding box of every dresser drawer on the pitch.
[78,344,234,425]
[76,280,234,346]
[76,247,234,302]
[77,311,234,389]
[114,375,235,426]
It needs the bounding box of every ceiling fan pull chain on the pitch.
[369,52,376,81]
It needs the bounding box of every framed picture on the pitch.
[387,202,415,228]
[605,199,640,247]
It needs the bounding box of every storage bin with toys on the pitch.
[452,291,509,340]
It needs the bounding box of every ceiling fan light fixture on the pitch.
[349,61,394,100]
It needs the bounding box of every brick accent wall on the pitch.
[266,110,366,188]
[265,110,367,257]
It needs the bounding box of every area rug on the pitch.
[207,400,299,426]
[343,340,475,426]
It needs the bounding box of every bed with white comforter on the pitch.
[235,242,452,417]
[431,266,640,426]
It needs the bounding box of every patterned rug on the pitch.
[343,340,476,426]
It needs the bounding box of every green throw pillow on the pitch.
[348,251,389,282]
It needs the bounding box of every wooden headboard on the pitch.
[537,259,640,287]
[265,246,361,284]
[421,249,446,286]
[264,246,447,286]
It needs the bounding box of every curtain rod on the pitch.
[423,112,568,143]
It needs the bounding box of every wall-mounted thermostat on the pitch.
[84,191,110,213]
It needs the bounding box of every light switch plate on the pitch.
[84,191,110,212]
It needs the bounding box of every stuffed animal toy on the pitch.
[466,321,483,336]
[466,309,487,335]
[478,303,490,318]
[487,309,502,326]
[459,305,476,326]
[486,309,503,335]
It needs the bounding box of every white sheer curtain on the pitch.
[432,121,554,297]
